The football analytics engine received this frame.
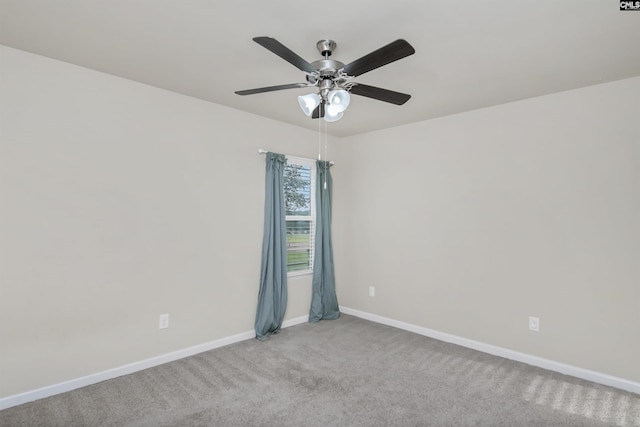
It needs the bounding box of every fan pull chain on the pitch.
[318,108,322,160]
[324,119,328,190]
[316,103,328,190]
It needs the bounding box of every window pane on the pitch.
[284,164,311,216]
[287,220,311,272]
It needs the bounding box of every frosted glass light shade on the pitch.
[326,89,350,113]
[324,108,343,122]
[298,93,321,116]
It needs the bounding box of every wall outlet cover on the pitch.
[529,316,540,332]
[159,314,169,329]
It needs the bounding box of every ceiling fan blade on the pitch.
[311,103,325,119]
[235,83,309,96]
[343,39,415,77]
[349,83,411,105]
[253,36,317,73]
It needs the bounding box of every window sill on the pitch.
[288,270,313,278]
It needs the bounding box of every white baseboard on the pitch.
[0,314,309,411]
[340,306,640,395]
[4,309,635,411]
[282,314,309,329]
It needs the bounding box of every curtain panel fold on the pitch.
[309,160,340,322]
[255,152,288,340]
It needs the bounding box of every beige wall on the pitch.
[333,77,640,382]
[0,46,328,397]
[1,44,638,399]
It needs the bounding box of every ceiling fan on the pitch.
[235,37,415,122]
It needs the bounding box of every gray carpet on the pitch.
[2,314,639,426]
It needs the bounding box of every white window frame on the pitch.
[285,156,316,276]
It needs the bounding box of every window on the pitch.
[284,157,315,275]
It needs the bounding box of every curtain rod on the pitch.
[258,149,334,165]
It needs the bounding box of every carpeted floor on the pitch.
[2,314,639,426]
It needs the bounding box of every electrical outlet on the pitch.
[159,314,169,329]
[369,286,375,297]
[529,316,540,332]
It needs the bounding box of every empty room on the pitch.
[1,1,639,425]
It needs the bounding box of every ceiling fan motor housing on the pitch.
[311,59,345,77]
[308,55,347,100]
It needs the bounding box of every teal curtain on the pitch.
[255,152,288,341]
[309,160,340,322]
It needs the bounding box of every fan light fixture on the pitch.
[327,89,350,113]
[298,89,351,122]
[298,93,321,116]
[324,109,343,122]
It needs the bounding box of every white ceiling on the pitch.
[1,1,639,137]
